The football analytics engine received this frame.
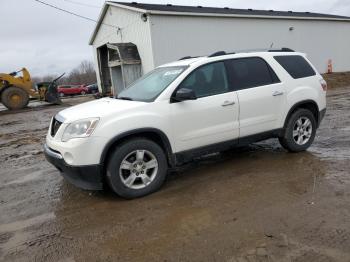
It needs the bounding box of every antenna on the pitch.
[270,42,274,49]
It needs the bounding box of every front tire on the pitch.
[106,138,168,199]
[1,86,29,110]
[279,109,317,152]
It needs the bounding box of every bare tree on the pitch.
[65,60,96,85]
[32,60,97,85]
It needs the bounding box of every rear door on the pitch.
[226,57,286,137]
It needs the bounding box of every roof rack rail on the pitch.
[229,48,266,53]
[184,48,294,61]
[179,56,200,60]
[179,56,192,60]
[268,47,295,52]
[208,51,226,57]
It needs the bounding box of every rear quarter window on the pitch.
[274,55,316,79]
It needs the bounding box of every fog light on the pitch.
[64,152,74,165]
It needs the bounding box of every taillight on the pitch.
[320,79,327,91]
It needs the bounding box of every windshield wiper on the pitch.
[118,96,133,101]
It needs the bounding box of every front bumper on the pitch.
[44,144,103,190]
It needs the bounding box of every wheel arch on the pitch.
[0,81,11,95]
[283,100,320,130]
[100,128,175,170]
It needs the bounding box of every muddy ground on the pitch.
[0,88,349,262]
[323,72,350,89]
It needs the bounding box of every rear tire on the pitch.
[279,109,317,152]
[1,86,29,110]
[106,138,168,199]
[80,90,86,95]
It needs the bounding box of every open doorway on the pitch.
[96,43,142,96]
[97,45,112,96]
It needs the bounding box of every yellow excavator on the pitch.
[0,68,63,110]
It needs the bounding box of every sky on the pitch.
[0,0,350,77]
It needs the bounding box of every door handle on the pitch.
[272,91,284,97]
[222,100,235,107]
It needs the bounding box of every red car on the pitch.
[58,85,89,97]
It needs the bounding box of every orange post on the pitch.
[327,59,333,74]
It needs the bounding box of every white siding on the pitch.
[150,15,350,73]
[92,6,154,88]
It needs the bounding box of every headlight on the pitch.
[62,118,99,142]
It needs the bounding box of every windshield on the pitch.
[117,66,187,102]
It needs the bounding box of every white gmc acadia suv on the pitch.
[44,49,327,199]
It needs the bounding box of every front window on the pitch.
[117,66,187,102]
[177,61,229,98]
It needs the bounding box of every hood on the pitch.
[56,98,146,123]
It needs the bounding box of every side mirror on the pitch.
[173,88,196,102]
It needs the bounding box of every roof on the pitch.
[89,2,350,45]
[111,2,350,20]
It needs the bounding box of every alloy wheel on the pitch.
[293,116,313,145]
[119,150,158,189]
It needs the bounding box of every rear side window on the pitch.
[227,57,280,91]
[274,55,316,79]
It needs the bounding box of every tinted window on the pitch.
[227,57,280,90]
[178,62,229,98]
[274,55,316,79]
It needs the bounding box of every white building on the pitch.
[89,2,350,95]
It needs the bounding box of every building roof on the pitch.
[111,2,350,20]
[89,2,350,45]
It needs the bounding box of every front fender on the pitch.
[93,103,174,165]
[96,111,172,142]
[99,127,174,166]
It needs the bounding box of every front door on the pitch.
[170,61,239,153]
